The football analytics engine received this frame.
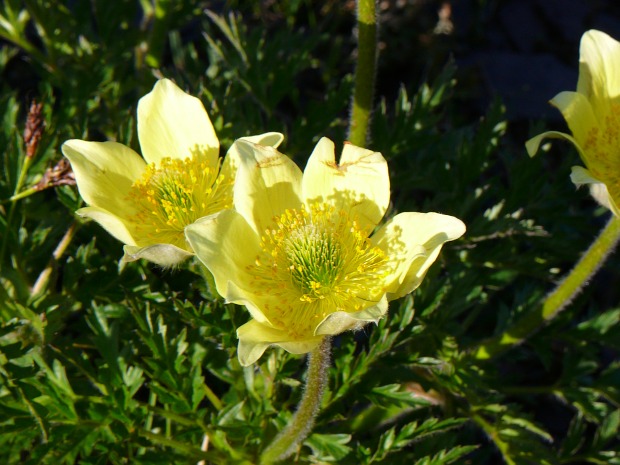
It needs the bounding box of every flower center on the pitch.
[286,225,344,300]
[128,155,232,250]
[583,103,620,202]
[250,203,390,338]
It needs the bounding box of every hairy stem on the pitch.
[260,337,331,464]
[348,0,377,147]
[474,215,620,360]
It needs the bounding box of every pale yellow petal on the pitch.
[237,319,322,366]
[570,166,620,216]
[277,339,323,355]
[219,149,239,194]
[577,30,620,109]
[314,297,388,336]
[303,138,389,231]
[550,91,598,152]
[223,281,273,325]
[62,140,145,214]
[137,79,219,165]
[372,212,466,300]
[607,193,620,217]
[570,165,602,185]
[220,132,286,183]
[185,210,263,305]
[588,183,618,216]
[548,161,620,217]
[186,208,279,326]
[77,206,137,246]
[231,140,303,234]
[237,320,280,366]
[238,132,285,148]
[525,130,586,159]
[123,244,192,266]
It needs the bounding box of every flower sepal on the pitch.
[237,320,324,366]
[314,299,388,336]
[187,136,466,365]
[123,243,193,267]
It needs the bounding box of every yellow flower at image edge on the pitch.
[526,29,620,216]
[62,78,283,266]
[185,137,466,366]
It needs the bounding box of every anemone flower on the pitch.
[186,137,465,365]
[63,79,283,266]
[527,29,620,215]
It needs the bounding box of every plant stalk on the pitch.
[348,0,378,147]
[260,337,331,464]
[474,215,620,360]
[145,0,173,68]
[0,153,35,264]
[31,221,78,298]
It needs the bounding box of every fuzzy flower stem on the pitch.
[474,215,620,360]
[260,337,331,464]
[348,0,377,147]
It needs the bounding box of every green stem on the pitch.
[6,186,39,203]
[137,429,222,463]
[145,0,173,68]
[348,0,377,147]
[474,215,620,360]
[260,338,331,464]
[0,153,34,264]
[469,411,516,465]
[30,221,78,298]
[202,382,223,411]
[14,155,34,196]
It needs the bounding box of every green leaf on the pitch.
[306,433,352,461]
[593,409,620,449]
[366,384,433,409]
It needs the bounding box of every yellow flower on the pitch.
[526,30,620,216]
[185,138,466,365]
[62,79,283,266]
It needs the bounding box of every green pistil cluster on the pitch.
[286,225,344,302]
[250,203,390,338]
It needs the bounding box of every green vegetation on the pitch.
[1,1,618,464]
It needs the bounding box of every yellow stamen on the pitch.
[127,154,232,249]
[583,103,620,200]
[249,203,390,339]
